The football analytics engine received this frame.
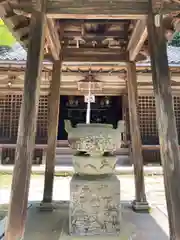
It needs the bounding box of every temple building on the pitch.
[2,0,180,239]
[1,19,180,165]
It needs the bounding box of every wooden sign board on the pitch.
[84,95,95,103]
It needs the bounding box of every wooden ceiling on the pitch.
[0,0,180,65]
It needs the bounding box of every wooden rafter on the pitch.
[0,1,29,48]
[46,18,61,60]
[0,1,61,61]
[127,18,147,61]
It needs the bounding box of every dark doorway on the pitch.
[57,96,123,140]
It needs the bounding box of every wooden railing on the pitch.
[0,142,165,165]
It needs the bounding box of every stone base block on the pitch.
[38,202,55,211]
[70,174,121,236]
[132,200,150,213]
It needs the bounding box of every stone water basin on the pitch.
[65,120,125,175]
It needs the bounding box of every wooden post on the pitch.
[148,1,180,238]
[40,59,62,210]
[127,62,149,211]
[4,1,46,239]
[122,94,128,146]
[42,149,46,165]
[0,148,2,165]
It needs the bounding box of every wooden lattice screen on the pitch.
[174,96,180,141]
[138,96,158,145]
[138,95,180,144]
[0,94,48,164]
[138,95,180,164]
[1,94,180,164]
[0,94,48,143]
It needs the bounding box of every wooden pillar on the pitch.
[127,62,149,211]
[4,1,46,240]
[40,59,62,210]
[148,1,180,238]
[122,94,128,146]
[0,148,2,165]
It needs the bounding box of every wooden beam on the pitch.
[147,1,180,238]
[40,59,62,210]
[63,55,128,63]
[61,19,133,24]
[11,0,180,17]
[46,18,61,60]
[127,62,149,211]
[62,49,146,62]
[63,30,125,39]
[127,18,147,61]
[63,48,124,55]
[4,0,46,239]
[63,56,145,63]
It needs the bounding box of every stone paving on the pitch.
[0,174,168,239]
[0,175,166,212]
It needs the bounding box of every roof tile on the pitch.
[0,42,180,65]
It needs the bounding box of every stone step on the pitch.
[56,140,69,148]
[55,147,74,155]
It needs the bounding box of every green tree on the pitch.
[0,19,16,46]
[168,32,180,47]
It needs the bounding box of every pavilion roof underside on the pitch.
[1,0,180,65]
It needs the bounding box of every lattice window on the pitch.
[36,95,48,142]
[138,95,180,144]
[0,94,48,143]
[138,96,158,144]
[11,95,22,139]
[0,95,22,142]
[174,96,180,141]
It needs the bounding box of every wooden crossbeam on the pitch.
[63,48,124,55]
[62,48,146,62]
[10,0,180,17]
[127,18,147,61]
[63,30,125,39]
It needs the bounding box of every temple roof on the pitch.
[0,42,180,66]
[0,43,26,61]
[1,1,180,68]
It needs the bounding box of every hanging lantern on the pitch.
[77,74,103,94]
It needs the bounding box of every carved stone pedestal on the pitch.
[69,174,121,236]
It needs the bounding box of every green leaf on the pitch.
[0,19,16,47]
[168,32,180,47]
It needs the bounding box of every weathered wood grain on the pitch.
[62,49,146,62]
[4,0,47,239]
[127,18,147,61]
[127,62,147,205]
[46,18,61,60]
[148,0,180,238]
[42,59,62,204]
[11,0,180,17]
